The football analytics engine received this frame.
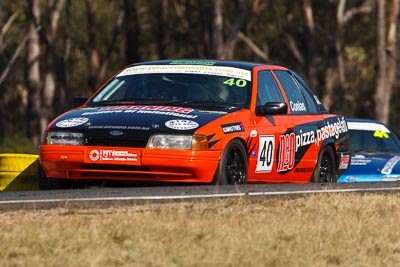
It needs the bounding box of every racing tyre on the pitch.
[213,139,248,185]
[39,165,72,190]
[311,146,337,183]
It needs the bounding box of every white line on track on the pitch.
[1,186,399,205]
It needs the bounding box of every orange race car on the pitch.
[39,60,350,189]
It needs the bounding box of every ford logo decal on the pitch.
[110,130,123,136]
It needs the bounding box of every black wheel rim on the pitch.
[320,153,334,183]
[225,145,246,184]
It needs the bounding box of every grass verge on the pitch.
[0,193,399,266]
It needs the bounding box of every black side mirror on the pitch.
[256,102,288,116]
[72,96,88,108]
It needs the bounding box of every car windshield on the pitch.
[88,65,252,107]
[349,129,400,154]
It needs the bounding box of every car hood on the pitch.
[49,105,239,136]
[338,153,400,182]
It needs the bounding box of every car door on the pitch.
[250,69,297,182]
[272,70,326,181]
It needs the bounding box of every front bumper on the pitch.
[39,145,221,183]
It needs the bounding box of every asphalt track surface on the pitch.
[0,182,400,211]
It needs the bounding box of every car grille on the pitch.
[82,164,151,171]
[85,138,147,148]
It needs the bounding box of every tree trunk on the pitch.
[324,0,373,111]
[211,0,224,59]
[86,0,100,93]
[55,0,72,112]
[25,0,42,146]
[302,0,319,93]
[125,0,140,64]
[374,0,388,123]
[157,0,169,60]
[42,0,66,131]
[383,0,399,124]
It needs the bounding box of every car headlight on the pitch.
[43,131,85,145]
[147,134,208,150]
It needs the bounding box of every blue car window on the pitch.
[349,129,400,153]
[256,70,284,106]
[274,70,309,114]
[291,73,319,113]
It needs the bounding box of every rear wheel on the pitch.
[311,146,337,183]
[213,139,248,185]
[39,165,72,190]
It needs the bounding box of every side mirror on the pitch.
[72,96,88,108]
[256,102,288,116]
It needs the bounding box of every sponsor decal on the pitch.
[381,176,400,182]
[290,100,306,112]
[170,60,216,66]
[295,129,315,152]
[99,105,193,114]
[56,117,89,128]
[88,149,139,163]
[88,125,150,130]
[221,122,244,134]
[116,65,252,81]
[277,133,295,172]
[351,158,372,165]
[338,154,350,169]
[109,130,123,136]
[343,176,358,181]
[165,119,199,130]
[82,105,198,119]
[198,109,228,115]
[374,131,389,139]
[315,117,348,146]
[250,129,258,137]
[295,168,313,173]
[256,135,275,173]
[277,116,349,173]
[381,156,400,175]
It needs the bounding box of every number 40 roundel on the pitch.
[256,135,275,172]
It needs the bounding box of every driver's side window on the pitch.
[257,70,284,106]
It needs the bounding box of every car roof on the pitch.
[130,59,287,71]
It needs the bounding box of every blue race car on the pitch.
[338,118,400,182]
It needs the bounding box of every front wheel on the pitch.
[213,139,248,185]
[39,165,72,190]
[311,146,337,183]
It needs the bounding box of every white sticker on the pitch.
[256,135,275,173]
[381,156,400,174]
[56,117,89,128]
[165,120,199,130]
[117,65,252,81]
[347,121,390,133]
[250,129,258,137]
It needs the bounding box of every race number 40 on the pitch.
[256,135,275,172]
